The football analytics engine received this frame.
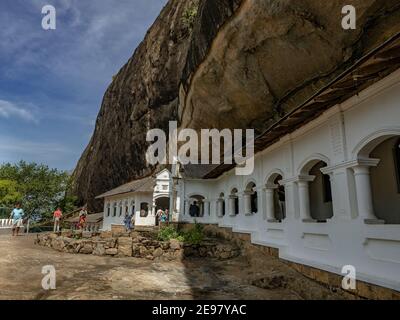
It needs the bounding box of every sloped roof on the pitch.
[95,175,155,199]
[181,163,220,179]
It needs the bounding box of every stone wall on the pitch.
[34,230,240,261]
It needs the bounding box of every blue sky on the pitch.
[0,0,167,170]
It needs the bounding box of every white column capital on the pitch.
[320,158,380,174]
[241,190,253,196]
[264,183,279,190]
[294,175,316,184]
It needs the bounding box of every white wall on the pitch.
[179,70,400,291]
[101,169,173,230]
[102,192,154,230]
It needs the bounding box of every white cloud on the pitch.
[0,100,39,123]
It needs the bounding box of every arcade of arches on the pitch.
[205,135,400,225]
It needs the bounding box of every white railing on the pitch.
[0,219,14,228]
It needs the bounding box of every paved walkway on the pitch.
[0,234,346,300]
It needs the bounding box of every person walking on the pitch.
[10,203,24,237]
[53,207,63,232]
[165,209,170,224]
[160,209,168,223]
[156,208,164,226]
[78,206,88,230]
[124,211,132,232]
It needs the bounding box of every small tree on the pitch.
[0,161,71,220]
[0,179,22,206]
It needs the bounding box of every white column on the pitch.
[298,180,314,222]
[353,165,384,224]
[217,199,224,217]
[243,191,252,216]
[229,196,236,216]
[265,187,276,221]
[256,187,263,217]
[184,200,190,216]
[151,199,156,216]
[204,200,210,217]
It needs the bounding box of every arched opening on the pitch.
[273,175,286,221]
[218,193,225,217]
[229,188,239,216]
[113,202,117,217]
[189,195,205,217]
[155,196,170,225]
[124,201,129,216]
[308,161,333,222]
[155,196,170,212]
[140,202,149,217]
[106,203,111,217]
[244,182,258,215]
[369,137,400,224]
[265,173,286,222]
[119,201,123,217]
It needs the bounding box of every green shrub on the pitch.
[183,222,204,245]
[181,4,198,32]
[157,226,181,242]
[157,222,204,245]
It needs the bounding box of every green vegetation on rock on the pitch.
[181,3,199,32]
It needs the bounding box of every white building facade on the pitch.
[176,69,400,292]
[98,169,172,230]
[98,41,400,293]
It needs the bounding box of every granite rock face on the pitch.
[72,0,400,210]
[71,0,241,210]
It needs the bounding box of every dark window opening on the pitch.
[234,197,239,215]
[140,203,149,217]
[251,191,258,213]
[323,174,333,203]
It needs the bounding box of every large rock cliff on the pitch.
[72,0,400,210]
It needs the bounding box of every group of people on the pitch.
[156,208,169,225]
[53,206,88,232]
[7,203,90,237]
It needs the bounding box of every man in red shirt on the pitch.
[53,207,63,232]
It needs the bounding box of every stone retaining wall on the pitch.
[34,230,240,261]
